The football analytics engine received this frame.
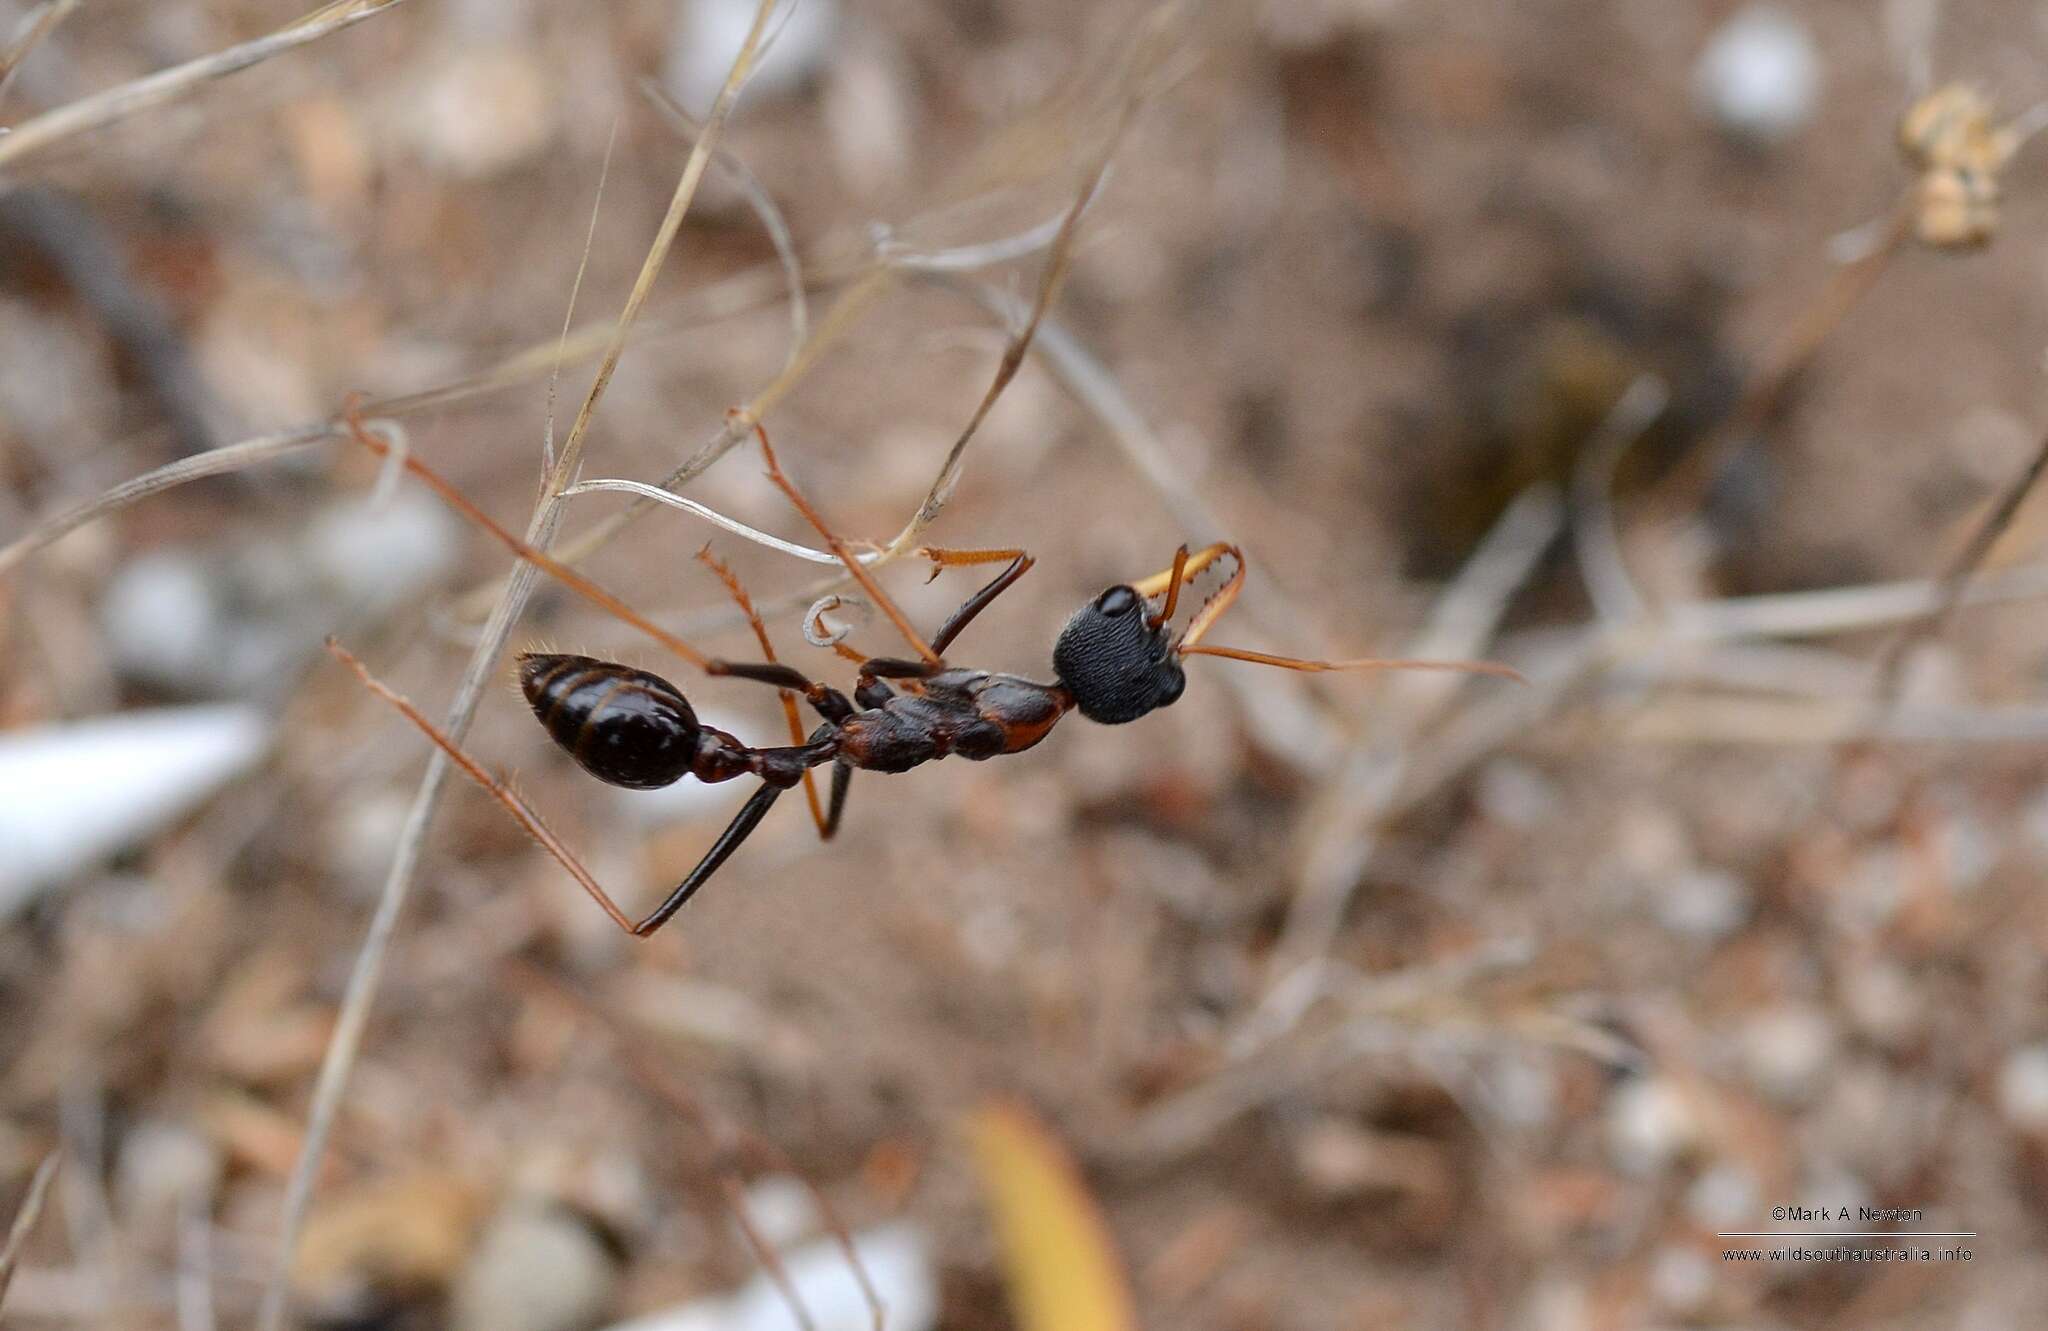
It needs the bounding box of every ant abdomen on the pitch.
[519,653,702,790]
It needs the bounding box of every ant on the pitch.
[326,408,1521,937]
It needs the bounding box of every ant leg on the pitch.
[326,637,643,936]
[829,553,1038,684]
[743,419,942,666]
[695,546,836,835]
[711,662,854,721]
[337,400,711,670]
[922,549,1034,657]
[823,762,853,839]
[631,781,784,935]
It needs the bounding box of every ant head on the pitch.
[1052,584,1187,724]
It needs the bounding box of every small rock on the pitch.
[736,1175,820,1252]
[1694,5,1819,145]
[1998,1044,2048,1132]
[665,0,838,113]
[452,1203,620,1331]
[1656,866,1751,941]
[0,705,272,915]
[603,1222,936,1331]
[1839,960,1922,1047]
[1685,1162,1757,1229]
[1737,1004,1837,1104]
[302,489,462,614]
[1649,1244,1713,1313]
[101,552,228,694]
[115,1118,223,1230]
[1606,1076,1698,1177]
[1474,758,1561,829]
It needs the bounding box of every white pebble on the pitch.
[1738,1004,1837,1104]
[735,1175,820,1252]
[1998,1044,2048,1132]
[1607,1077,1697,1177]
[1686,1162,1757,1229]
[301,489,461,613]
[1649,1245,1714,1313]
[0,705,271,916]
[1694,5,1819,145]
[1474,758,1560,829]
[452,1204,620,1331]
[603,1222,936,1331]
[665,0,838,114]
[1656,866,1751,941]
[116,1119,223,1230]
[100,552,226,694]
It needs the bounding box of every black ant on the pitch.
[326,410,1520,937]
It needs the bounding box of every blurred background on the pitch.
[5,0,2048,1326]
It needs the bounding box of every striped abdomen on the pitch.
[519,653,700,790]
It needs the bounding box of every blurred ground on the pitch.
[6,0,2048,1327]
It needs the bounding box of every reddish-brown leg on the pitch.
[338,399,711,670]
[326,637,640,934]
[695,546,828,834]
[744,419,942,666]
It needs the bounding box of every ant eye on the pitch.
[1098,586,1139,617]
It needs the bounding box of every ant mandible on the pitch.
[325,408,1521,937]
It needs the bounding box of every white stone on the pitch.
[602,1222,936,1331]
[0,706,271,915]
[452,1203,619,1331]
[1686,1162,1757,1229]
[1998,1044,2048,1131]
[1738,1004,1837,1103]
[301,489,461,613]
[1694,5,1820,144]
[665,0,838,114]
[1607,1077,1697,1177]
[101,552,226,693]
[1656,866,1751,941]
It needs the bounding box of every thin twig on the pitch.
[1640,198,1912,533]
[558,477,867,564]
[640,78,809,370]
[0,0,80,109]
[1570,374,1668,624]
[1867,427,2048,704]
[539,117,620,482]
[0,1149,62,1311]
[253,6,781,1327]
[0,265,799,578]
[547,104,1144,648]
[0,0,410,172]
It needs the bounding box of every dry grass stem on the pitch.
[1571,374,1669,624]
[254,5,782,1327]
[641,79,810,368]
[0,0,410,172]
[559,477,868,564]
[0,1149,61,1311]
[1867,427,2048,703]
[1642,199,1913,531]
[0,0,79,108]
